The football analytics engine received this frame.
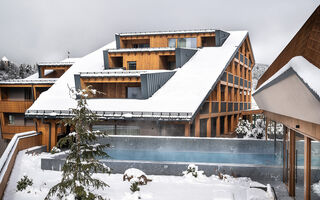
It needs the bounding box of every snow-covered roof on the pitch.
[26,31,248,121]
[255,56,320,98]
[80,70,170,78]
[37,58,80,67]
[108,47,175,53]
[1,56,8,62]
[116,29,216,37]
[0,78,57,85]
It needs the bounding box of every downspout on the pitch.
[42,119,52,151]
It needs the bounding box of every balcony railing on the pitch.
[2,125,35,139]
[0,100,33,113]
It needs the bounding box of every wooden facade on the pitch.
[119,32,216,49]
[39,64,72,78]
[0,83,54,139]
[191,36,255,137]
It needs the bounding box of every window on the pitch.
[8,115,14,125]
[127,87,142,99]
[168,39,176,48]
[133,43,150,48]
[178,38,197,48]
[168,38,197,48]
[127,61,136,70]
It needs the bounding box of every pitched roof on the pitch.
[26,31,248,121]
[254,56,320,99]
[116,29,216,37]
[257,5,320,88]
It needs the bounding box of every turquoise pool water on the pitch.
[107,149,283,166]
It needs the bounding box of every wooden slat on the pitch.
[0,100,33,113]
[304,136,311,200]
[289,129,296,197]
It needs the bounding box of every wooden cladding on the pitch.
[2,125,35,139]
[257,6,320,88]
[108,51,175,70]
[0,100,33,113]
[119,32,215,49]
[39,65,70,78]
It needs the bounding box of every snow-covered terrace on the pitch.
[79,70,170,78]
[0,78,57,85]
[116,29,216,36]
[108,47,176,53]
[26,31,248,121]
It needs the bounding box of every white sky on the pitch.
[0,0,319,65]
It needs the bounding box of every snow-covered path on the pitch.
[4,149,273,200]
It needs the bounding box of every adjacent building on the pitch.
[254,5,320,200]
[22,29,255,151]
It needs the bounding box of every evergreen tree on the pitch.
[45,87,111,200]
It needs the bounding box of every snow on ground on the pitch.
[312,181,320,197]
[4,149,273,200]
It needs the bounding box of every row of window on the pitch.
[200,102,251,114]
[221,72,251,88]
[235,52,252,67]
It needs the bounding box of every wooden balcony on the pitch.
[1,125,35,139]
[0,100,33,113]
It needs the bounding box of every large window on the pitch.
[127,61,136,70]
[127,87,142,99]
[168,38,197,48]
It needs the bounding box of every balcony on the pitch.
[0,100,33,113]
[1,125,35,139]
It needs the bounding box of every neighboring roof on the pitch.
[26,31,248,121]
[0,78,57,85]
[116,29,216,37]
[108,47,176,53]
[257,5,320,88]
[254,56,320,99]
[25,70,55,79]
[37,57,80,67]
[1,56,8,62]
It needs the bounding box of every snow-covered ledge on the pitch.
[0,131,41,199]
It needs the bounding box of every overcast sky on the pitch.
[0,0,319,65]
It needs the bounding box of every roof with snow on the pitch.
[253,56,320,125]
[79,70,170,78]
[26,31,248,121]
[108,47,176,53]
[1,56,8,62]
[37,57,80,66]
[254,56,320,99]
[0,78,57,85]
[116,29,216,37]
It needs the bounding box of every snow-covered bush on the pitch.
[182,164,205,178]
[312,181,320,197]
[235,118,251,138]
[16,175,33,192]
[123,168,151,199]
[50,146,61,154]
[250,119,265,139]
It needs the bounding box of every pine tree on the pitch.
[45,87,111,200]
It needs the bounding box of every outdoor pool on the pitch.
[107,149,283,166]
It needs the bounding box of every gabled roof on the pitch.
[253,56,320,125]
[26,31,248,121]
[116,29,216,37]
[257,5,320,88]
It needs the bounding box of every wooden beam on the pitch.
[207,118,211,137]
[264,110,320,141]
[224,115,228,134]
[283,126,287,183]
[216,117,220,137]
[195,114,200,137]
[289,129,296,197]
[304,136,311,200]
[265,117,269,140]
[184,123,190,137]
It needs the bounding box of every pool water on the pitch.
[107,149,283,166]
